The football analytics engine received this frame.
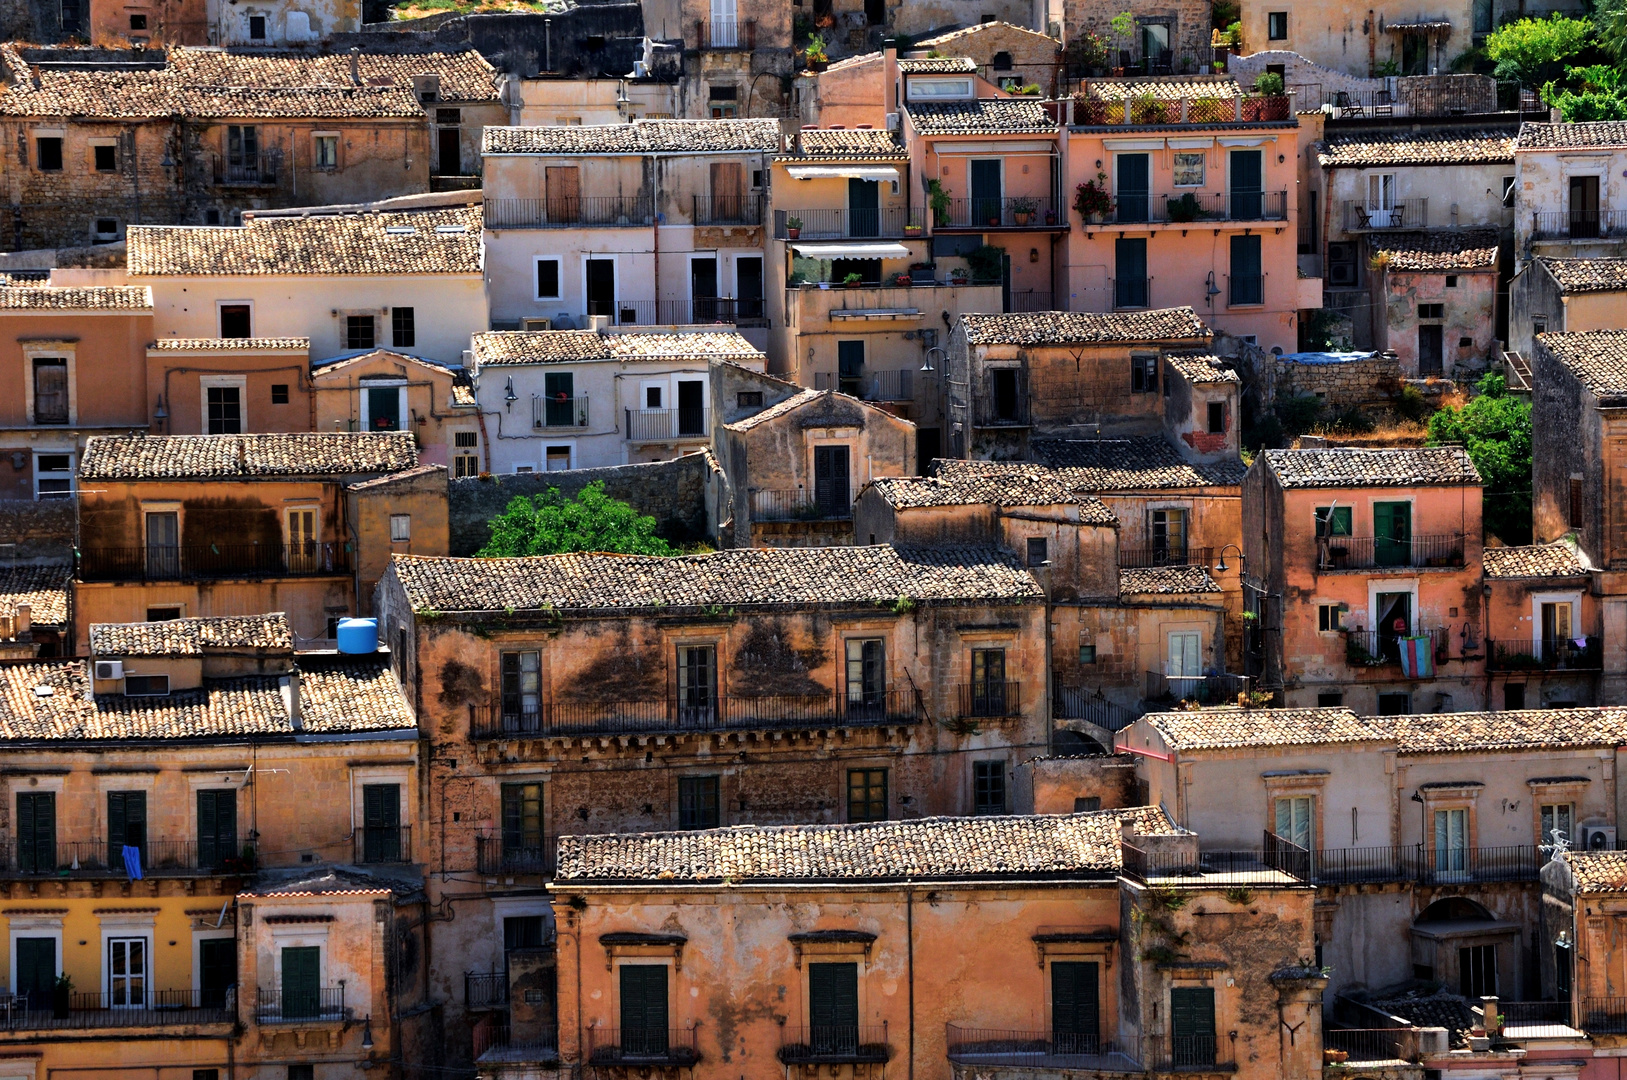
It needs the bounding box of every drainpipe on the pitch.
[906,882,915,1080]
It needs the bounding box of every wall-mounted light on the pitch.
[153,394,167,423]
[1029,247,1039,263]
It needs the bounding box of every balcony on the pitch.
[475,1017,560,1064]
[1531,210,1627,241]
[1227,273,1264,306]
[775,207,925,240]
[1144,671,1251,705]
[1009,289,1054,312]
[1488,636,1602,672]
[779,1026,891,1064]
[78,543,349,582]
[1121,831,1312,886]
[469,689,921,739]
[954,681,1022,719]
[2,838,256,877]
[935,197,1065,231]
[625,407,710,442]
[1498,1000,1579,1038]
[1343,199,1429,230]
[692,193,763,226]
[945,1026,1141,1070]
[254,986,348,1025]
[532,394,589,430]
[353,824,411,865]
[751,489,853,522]
[1315,533,1466,570]
[813,368,914,402]
[1584,998,1627,1034]
[695,17,755,49]
[1323,1028,1411,1063]
[1112,276,1151,309]
[1290,844,1542,885]
[483,196,653,230]
[1071,92,1292,126]
[1051,684,1141,732]
[475,836,553,876]
[1119,545,1211,570]
[465,971,508,1011]
[588,298,766,327]
[1343,627,1449,668]
[215,153,276,186]
[586,1027,700,1066]
[0,989,234,1031]
[788,281,1002,332]
[1107,190,1289,224]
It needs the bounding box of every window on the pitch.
[1267,10,1287,37]
[93,218,119,240]
[1167,631,1201,682]
[270,383,289,405]
[677,645,716,720]
[845,638,885,711]
[361,783,401,862]
[1445,275,1458,288]
[808,962,860,1052]
[1149,508,1186,559]
[1170,988,1217,1067]
[392,307,415,348]
[1074,797,1102,812]
[1317,692,1344,707]
[219,304,251,338]
[1570,477,1584,528]
[32,357,68,424]
[281,946,320,1019]
[1534,317,1548,337]
[453,431,479,477]
[545,446,571,471]
[93,144,116,172]
[108,937,147,1006]
[287,1067,314,1080]
[206,384,242,434]
[34,453,72,499]
[814,445,851,516]
[390,514,411,542]
[973,760,1006,815]
[1460,944,1497,998]
[1418,303,1445,319]
[345,315,376,350]
[108,790,147,863]
[436,108,461,126]
[1274,795,1313,848]
[1318,605,1343,632]
[1172,152,1205,187]
[1315,505,1352,537]
[837,339,865,396]
[36,137,62,171]
[1229,234,1263,305]
[285,507,317,571]
[1026,537,1048,567]
[1433,807,1468,876]
[314,134,337,169]
[1504,683,1526,710]
[17,792,54,873]
[146,606,182,621]
[248,14,265,37]
[1377,692,1411,715]
[1206,401,1225,434]
[971,647,1007,715]
[989,368,1022,421]
[1131,354,1158,393]
[504,914,546,952]
[501,782,543,863]
[197,789,237,869]
[678,775,720,829]
[528,256,561,300]
[737,391,762,408]
[1541,803,1574,846]
[205,209,221,225]
[1079,644,1096,664]
[124,674,169,696]
[1052,962,1100,1053]
[501,651,540,722]
[848,768,887,822]
[619,966,668,1055]
[130,12,147,27]
[992,50,1013,70]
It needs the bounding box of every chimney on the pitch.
[16,603,30,638]
[883,37,899,114]
[349,46,361,86]
[283,674,303,731]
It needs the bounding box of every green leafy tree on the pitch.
[1597,0,1627,61]
[1426,374,1533,544]
[1545,63,1627,120]
[1485,15,1592,85]
[479,481,677,557]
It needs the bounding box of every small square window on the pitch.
[678,775,720,829]
[147,606,183,621]
[1459,336,1473,348]
[1376,692,1411,716]
[1026,537,1048,566]
[345,314,376,350]
[1318,604,1342,632]
[1418,303,1444,319]
[248,14,266,37]
[1206,401,1225,434]
[436,108,462,126]
[390,514,411,542]
[130,12,147,28]
[205,209,221,225]
[392,307,416,348]
[454,431,478,448]
[93,144,116,172]
[1130,355,1158,393]
[1445,275,1458,287]
[93,218,118,239]
[1078,644,1096,664]
[124,674,170,697]
[271,383,289,404]
[737,391,763,407]
[314,134,338,169]
[1267,11,1288,37]
[36,137,62,171]
[1074,796,1101,812]
[1317,692,1344,707]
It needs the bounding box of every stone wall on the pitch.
[0,499,76,564]
[1229,51,1495,112]
[448,451,723,554]
[1271,353,1403,412]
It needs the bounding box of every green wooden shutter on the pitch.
[109,790,147,862]
[1051,962,1100,1052]
[16,938,54,1007]
[282,946,321,1018]
[809,962,859,1053]
[1170,987,1216,1066]
[18,792,54,874]
[198,789,236,869]
[362,784,400,863]
[619,965,669,1055]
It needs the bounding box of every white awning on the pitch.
[785,165,901,181]
[791,242,913,258]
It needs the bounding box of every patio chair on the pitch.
[1372,88,1394,115]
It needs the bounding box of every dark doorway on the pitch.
[437,128,461,175]
[864,0,884,23]
[585,259,615,317]
[1116,154,1149,222]
[970,159,1002,225]
[200,939,237,1009]
[1570,175,1600,238]
[737,257,763,320]
[1419,325,1444,375]
[677,380,705,435]
[1229,150,1263,220]
[15,938,54,1009]
[1375,591,1412,661]
[848,178,880,237]
[814,445,851,516]
[691,257,719,321]
[916,428,939,472]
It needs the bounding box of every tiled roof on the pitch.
[783,127,908,159]
[554,806,1175,883]
[346,462,447,491]
[898,57,978,73]
[483,118,781,155]
[471,329,762,367]
[0,656,412,741]
[310,348,456,377]
[1081,76,1241,102]
[961,307,1209,345]
[1119,565,1221,594]
[389,545,1043,613]
[1534,329,1627,402]
[1568,850,1627,893]
[1370,993,1476,1044]
[244,865,425,899]
[1144,706,1374,750]
[167,44,499,102]
[1032,437,1248,489]
[1317,129,1516,167]
[1483,541,1588,579]
[0,285,151,310]
[1374,229,1499,272]
[609,332,763,361]
[79,432,418,480]
[869,464,1118,522]
[1260,447,1481,488]
[0,565,69,627]
[1164,353,1237,384]
[1538,257,1627,295]
[127,206,482,276]
[1517,121,1627,151]
[149,336,308,351]
[905,98,1058,135]
[90,614,292,656]
[725,388,823,430]
[1378,707,1627,753]
[917,20,1056,46]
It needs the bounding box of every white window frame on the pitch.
[905,77,974,100]
[9,911,63,1001]
[359,380,408,433]
[216,299,254,338]
[544,444,575,471]
[535,256,564,301]
[33,450,74,500]
[100,912,156,1005]
[200,375,246,434]
[1166,630,1202,677]
[1531,591,1583,650]
[640,379,667,411]
[389,514,411,543]
[312,131,339,170]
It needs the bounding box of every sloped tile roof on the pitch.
[869,464,1118,522]
[1483,541,1588,579]
[1517,121,1627,151]
[782,127,908,159]
[1374,229,1500,271]
[1119,565,1221,594]
[1260,447,1481,487]
[1535,329,1627,401]
[898,56,978,73]
[1164,353,1238,384]
[483,118,781,154]
[296,655,419,733]
[244,864,425,898]
[1377,707,1627,753]
[609,332,763,361]
[127,205,481,276]
[1081,75,1242,102]
[389,545,1044,613]
[1568,850,1627,893]
[554,806,1174,883]
[471,329,762,367]
[918,20,1059,46]
[149,336,308,351]
[1317,128,1516,167]
[0,565,69,627]
[1032,437,1247,489]
[0,285,151,310]
[905,98,1058,135]
[961,307,1209,345]
[1538,257,1627,294]
[309,348,456,377]
[725,388,823,429]
[79,432,418,479]
[90,613,292,656]
[1145,706,1375,750]
[167,44,500,102]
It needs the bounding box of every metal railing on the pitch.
[469,689,921,739]
[750,489,852,522]
[1143,1034,1229,1071]
[691,297,766,324]
[1498,1000,1574,1031]
[1531,210,1627,240]
[937,197,1064,229]
[1008,290,1053,313]
[1052,684,1141,732]
[692,194,763,225]
[3,838,256,876]
[0,988,234,1030]
[1488,636,1603,672]
[1071,93,1292,125]
[696,17,755,48]
[1584,998,1627,1034]
[775,207,924,240]
[778,1025,891,1064]
[1121,831,1312,886]
[1344,199,1428,230]
[354,825,410,865]
[484,196,654,229]
[586,1027,700,1065]
[1113,275,1150,309]
[1110,191,1289,224]
[625,407,710,441]
[78,543,348,582]
[1145,671,1250,704]
[1315,532,1465,569]
[254,986,347,1024]
[945,1025,1138,1068]
[1305,844,1542,885]
[1120,544,1210,569]
[466,971,508,1011]
[1228,273,1264,306]
[955,681,1022,719]
[532,394,589,430]
[475,836,553,875]
[813,368,915,401]
[588,299,763,326]
[474,1014,560,1060]
[1324,1028,1409,1062]
[217,154,276,185]
[1344,627,1448,668]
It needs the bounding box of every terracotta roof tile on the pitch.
[1317,128,1516,167]
[471,329,762,367]
[898,57,978,73]
[870,463,1118,521]
[484,118,781,154]
[1483,541,1588,579]
[1567,850,1627,892]
[0,565,69,627]
[1517,121,1627,151]
[0,285,151,310]
[90,614,292,656]
[168,44,499,102]
[79,432,418,480]
[554,806,1174,883]
[296,655,419,733]
[1145,706,1374,750]
[782,127,907,159]
[1033,437,1247,489]
[1164,353,1238,384]
[1374,229,1500,272]
[1535,329,1627,401]
[917,21,1057,46]
[1376,707,1627,753]
[1260,447,1481,487]
[905,98,1057,135]
[1538,257,1627,294]
[1081,75,1242,102]
[960,307,1209,345]
[148,336,308,351]
[725,388,823,430]
[1119,565,1221,594]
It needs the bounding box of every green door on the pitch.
[1170,987,1217,1066]
[1051,961,1100,1054]
[362,784,400,863]
[17,792,54,874]
[367,387,401,431]
[281,946,321,1019]
[108,790,147,868]
[15,938,54,1009]
[543,372,575,428]
[971,159,1003,224]
[619,965,669,1056]
[197,789,237,870]
[848,178,880,237]
[200,938,236,1009]
[1374,501,1412,566]
[1229,149,1263,219]
[809,962,860,1055]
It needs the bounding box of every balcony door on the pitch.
[15,938,54,1010]
[845,638,885,713]
[108,937,147,1007]
[1229,149,1263,220]
[501,782,544,869]
[691,258,718,322]
[197,788,237,870]
[970,159,1002,225]
[848,177,880,237]
[585,258,615,316]
[1274,795,1313,850]
[1570,175,1600,238]
[1114,238,1147,308]
[809,962,860,1055]
[1541,600,1574,662]
[710,162,743,222]
[620,965,669,1056]
[1366,173,1397,226]
[1170,987,1217,1066]
[17,791,54,874]
[286,507,318,573]
[737,257,763,320]
[361,783,401,863]
[709,0,736,44]
[1115,154,1149,222]
[199,938,236,1009]
[108,790,147,869]
[545,166,580,223]
[814,445,850,517]
[281,946,321,1019]
[1373,501,1411,566]
[1149,508,1186,563]
[1167,631,1201,697]
[677,645,716,724]
[145,510,180,579]
[1051,961,1100,1054]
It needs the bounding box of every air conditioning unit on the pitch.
[884,111,899,131]
[1581,825,1617,851]
[520,317,552,331]
[93,660,124,681]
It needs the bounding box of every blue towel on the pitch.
[122,845,142,880]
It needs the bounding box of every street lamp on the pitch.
[1214,543,1245,575]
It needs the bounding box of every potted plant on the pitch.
[843,271,864,288]
[928,179,952,227]
[1245,70,1288,120]
[804,34,829,71]
[52,974,72,1020]
[948,267,969,285]
[903,218,922,236]
[787,270,808,287]
[1011,196,1038,226]
[893,272,911,286]
[785,215,803,239]
[1167,192,1205,222]
[1074,171,1114,223]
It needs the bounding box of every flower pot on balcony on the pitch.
[1014,211,1032,226]
[786,227,800,239]
[987,215,1001,226]
[807,58,828,71]
[1045,211,1057,225]
[1323,1050,1348,1064]
[903,225,921,236]
[894,274,911,286]
[52,985,71,1020]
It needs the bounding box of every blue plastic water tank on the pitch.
[336,617,378,654]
